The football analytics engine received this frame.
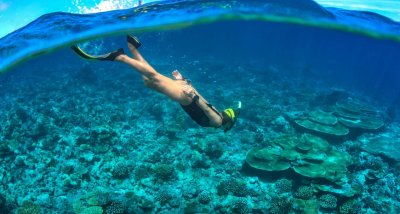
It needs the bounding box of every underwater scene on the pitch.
[1,0,400,213]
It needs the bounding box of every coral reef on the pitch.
[111,162,132,179]
[319,194,337,209]
[16,201,42,214]
[246,133,351,183]
[294,110,349,137]
[152,163,175,181]
[81,206,103,214]
[360,134,400,162]
[294,186,314,200]
[292,98,385,139]
[292,199,319,214]
[105,201,126,214]
[217,179,252,197]
[0,56,398,214]
[274,179,292,194]
[197,191,212,204]
[336,99,385,131]
[155,190,173,205]
[339,199,359,214]
[269,196,292,214]
[231,198,251,214]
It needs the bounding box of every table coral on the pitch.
[246,134,351,183]
[360,135,400,162]
[335,99,385,131]
[293,110,349,137]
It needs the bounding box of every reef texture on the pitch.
[0,58,399,213]
[246,134,351,183]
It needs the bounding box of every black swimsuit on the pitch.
[177,77,222,127]
[180,95,221,127]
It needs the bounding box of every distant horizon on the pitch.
[1,0,399,39]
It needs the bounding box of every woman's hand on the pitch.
[172,70,183,80]
[182,84,195,98]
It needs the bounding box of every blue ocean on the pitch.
[1,0,400,213]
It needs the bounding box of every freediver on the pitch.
[71,35,240,132]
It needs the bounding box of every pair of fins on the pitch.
[71,35,141,61]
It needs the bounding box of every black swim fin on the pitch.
[127,35,141,49]
[71,45,125,61]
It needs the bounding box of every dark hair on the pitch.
[221,111,236,132]
[221,111,232,125]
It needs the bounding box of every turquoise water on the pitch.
[0,0,400,213]
[2,0,400,39]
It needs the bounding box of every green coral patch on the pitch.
[338,116,384,130]
[336,99,378,114]
[295,119,349,136]
[292,199,319,214]
[82,206,103,214]
[361,136,400,161]
[272,134,298,150]
[246,148,291,171]
[293,162,327,179]
[296,141,313,152]
[293,149,351,182]
[308,110,338,125]
[335,98,385,131]
[246,134,351,183]
[300,133,330,151]
[301,150,327,162]
[335,107,365,119]
[314,183,361,197]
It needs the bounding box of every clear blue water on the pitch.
[0,0,399,213]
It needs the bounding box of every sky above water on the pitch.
[0,0,400,39]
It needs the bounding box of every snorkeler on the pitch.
[71,35,240,132]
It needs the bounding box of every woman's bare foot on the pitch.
[128,43,138,53]
[115,54,126,61]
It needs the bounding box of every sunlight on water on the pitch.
[70,0,142,13]
[316,0,400,21]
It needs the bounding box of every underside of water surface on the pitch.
[0,0,400,213]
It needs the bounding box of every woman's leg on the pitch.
[115,54,157,80]
[125,43,152,82]
[127,43,148,64]
[115,50,190,104]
